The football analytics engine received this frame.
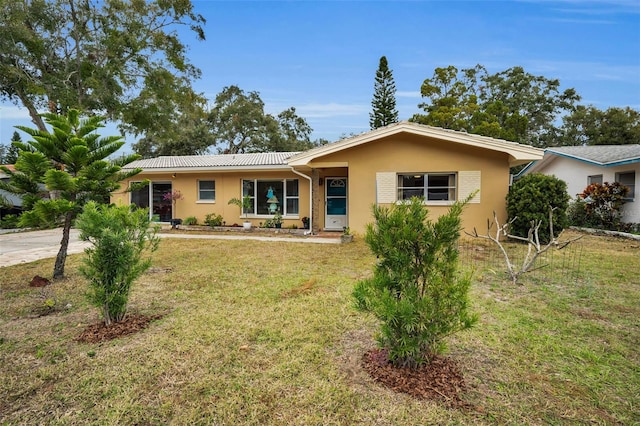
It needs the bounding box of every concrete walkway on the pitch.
[0,228,341,268]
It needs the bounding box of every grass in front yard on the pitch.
[0,231,638,424]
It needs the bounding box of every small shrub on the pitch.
[353,197,477,368]
[568,197,601,228]
[627,223,640,235]
[76,202,159,326]
[204,213,223,227]
[507,173,570,243]
[0,214,20,229]
[579,182,629,230]
[183,216,198,226]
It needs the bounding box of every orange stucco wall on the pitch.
[307,134,511,235]
[110,170,311,228]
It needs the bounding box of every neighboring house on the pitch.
[0,165,23,220]
[522,144,640,223]
[112,121,543,234]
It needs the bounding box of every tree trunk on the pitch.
[16,90,47,132]
[53,212,74,280]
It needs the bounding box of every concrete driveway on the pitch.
[0,228,341,268]
[0,228,89,268]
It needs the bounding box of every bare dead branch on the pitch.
[468,207,581,284]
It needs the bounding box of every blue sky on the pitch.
[1,0,639,152]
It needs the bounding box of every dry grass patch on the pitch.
[0,231,638,424]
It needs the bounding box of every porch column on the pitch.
[311,169,321,234]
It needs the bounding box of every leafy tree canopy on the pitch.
[264,107,315,152]
[411,65,580,147]
[208,85,318,154]
[131,90,214,158]
[0,0,206,146]
[559,105,640,146]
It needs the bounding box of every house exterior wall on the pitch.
[534,156,640,223]
[307,134,512,234]
[111,170,311,228]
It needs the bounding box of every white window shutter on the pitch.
[376,172,396,204]
[458,171,481,203]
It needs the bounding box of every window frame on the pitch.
[616,171,636,201]
[196,179,216,203]
[397,172,457,204]
[587,174,603,185]
[240,178,300,217]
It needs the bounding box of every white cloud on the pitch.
[547,17,614,24]
[295,102,368,119]
[0,105,34,120]
[525,60,640,82]
[396,91,421,99]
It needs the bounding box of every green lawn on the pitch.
[0,231,638,425]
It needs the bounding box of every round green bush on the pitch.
[183,216,198,226]
[506,173,570,243]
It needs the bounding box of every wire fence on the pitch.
[458,237,584,285]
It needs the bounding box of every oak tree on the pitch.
[560,105,640,146]
[0,0,206,143]
[208,86,317,153]
[411,65,580,147]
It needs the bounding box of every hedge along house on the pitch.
[112,121,543,234]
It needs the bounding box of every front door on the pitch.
[325,177,347,230]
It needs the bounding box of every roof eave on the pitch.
[546,149,640,168]
[509,157,541,168]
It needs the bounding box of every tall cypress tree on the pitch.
[370,56,399,130]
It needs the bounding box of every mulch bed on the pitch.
[361,348,472,409]
[29,275,51,287]
[75,314,163,344]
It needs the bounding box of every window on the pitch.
[397,173,456,202]
[588,175,603,185]
[241,179,299,215]
[130,181,149,209]
[286,179,299,215]
[198,180,215,201]
[616,171,636,200]
[130,181,172,222]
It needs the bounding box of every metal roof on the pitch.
[123,152,300,171]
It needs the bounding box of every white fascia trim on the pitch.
[124,165,293,173]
